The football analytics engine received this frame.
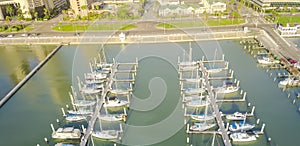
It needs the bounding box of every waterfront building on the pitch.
[158,0,226,17]
[0,0,67,20]
[276,23,300,36]
[251,0,300,10]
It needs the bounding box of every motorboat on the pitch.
[229,121,255,132]
[225,112,246,121]
[103,96,129,108]
[214,82,239,94]
[92,130,119,141]
[278,77,299,87]
[98,114,126,122]
[230,132,257,142]
[257,57,279,65]
[51,125,82,140]
[190,114,215,121]
[189,122,216,131]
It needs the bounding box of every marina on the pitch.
[1,40,300,146]
[178,47,266,146]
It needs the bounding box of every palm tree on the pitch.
[191,9,195,23]
[5,5,14,17]
[43,8,50,20]
[203,10,208,21]
[81,5,88,19]
[16,6,23,20]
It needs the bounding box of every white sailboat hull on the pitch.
[92,130,118,140]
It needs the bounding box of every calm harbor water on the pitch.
[0,39,300,146]
[0,45,55,99]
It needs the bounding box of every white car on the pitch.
[7,34,13,38]
[21,33,28,37]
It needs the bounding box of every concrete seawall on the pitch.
[0,31,255,45]
[0,45,62,107]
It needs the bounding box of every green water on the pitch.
[0,45,55,99]
[0,40,300,146]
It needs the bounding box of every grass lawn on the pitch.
[156,19,245,29]
[207,19,245,26]
[24,26,34,31]
[52,23,137,31]
[277,16,300,26]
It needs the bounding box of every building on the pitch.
[208,0,226,13]
[251,0,300,10]
[158,0,226,17]
[0,0,67,20]
[70,0,94,17]
[277,23,300,36]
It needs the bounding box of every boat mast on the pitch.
[189,42,192,62]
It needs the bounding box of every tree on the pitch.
[95,5,100,10]
[271,9,279,23]
[43,8,50,20]
[16,6,23,20]
[5,5,14,17]
[117,5,130,20]
[32,9,38,21]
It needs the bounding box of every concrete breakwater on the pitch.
[0,45,62,107]
[0,31,254,45]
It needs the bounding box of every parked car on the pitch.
[7,34,14,38]
[21,33,28,37]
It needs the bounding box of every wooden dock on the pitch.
[198,61,232,146]
[80,63,118,146]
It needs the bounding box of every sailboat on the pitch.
[65,113,87,122]
[92,118,120,141]
[185,66,203,83]
[99,108,127,122]
[189,97,215,121]
[179,42,198,70]
[109,81,130,95]
[186,95,209,108]
[182,94,206,103]
[190,122,216,131]
[214,82,239,94]
[78,77,102,95]
[69,87,96,107]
